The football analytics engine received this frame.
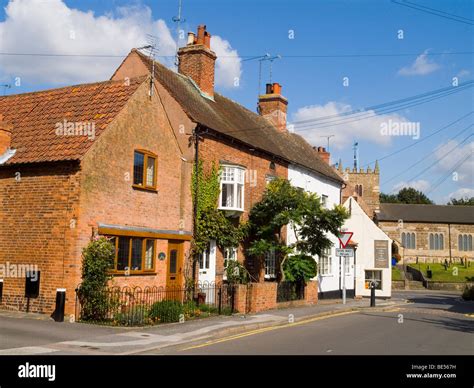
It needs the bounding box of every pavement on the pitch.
[0,290,471,355]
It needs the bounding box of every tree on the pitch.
[380,187,433,204]
[248,178,348,283]
[447,197,474,206]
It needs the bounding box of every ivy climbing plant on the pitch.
[191,161,247,256]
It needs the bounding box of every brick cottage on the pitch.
[0,24,342,316]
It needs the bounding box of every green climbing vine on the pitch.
[191,161,247,255]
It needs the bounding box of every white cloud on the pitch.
[211,35,242,89]
[391,180,431,193]
[398,50,440,76]
[434,139,473,186]
[291,101,409,149]
[456,69,470,79]
[0,0,241,89]
[447,188,474,201]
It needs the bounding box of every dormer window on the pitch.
[219,165,245,212]
[133,150,157,191]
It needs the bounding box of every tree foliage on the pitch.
[380,187,433,204]
[77,237,115,321]
[447,197,474,206]
[248,178,348,282]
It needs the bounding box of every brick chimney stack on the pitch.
[258,83,288,132]
[314,146,330,164]
[178,24,217,98]
[0,114,13,155]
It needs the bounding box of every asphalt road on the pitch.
[0,290,472,355]
[154,291,474,355]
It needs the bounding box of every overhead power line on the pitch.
[382,124,474,185]
[0,51,472,59]
[392,0,474,26]
[218,82,473,135]
[426,153,473,195]
[362,111,474,168]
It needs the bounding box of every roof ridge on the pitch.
[0,75,148,99]
[381,203,473,208]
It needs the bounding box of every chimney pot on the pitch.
[178,24,217,97]
[272,82,282,95]
[187,32,196,45]
[204,32,211,49]
[258,82,288,133]
[197,25,206,45]
[265,83,273,94]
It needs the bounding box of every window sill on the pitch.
[319,274,333,277]
[132,184,158,193]
[110,271,157,276]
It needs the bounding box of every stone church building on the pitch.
[337,161,474,264]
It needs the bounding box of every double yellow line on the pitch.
[181,310,357,351]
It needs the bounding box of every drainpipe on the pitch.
[448,223,452,262]
[192,125,201,286]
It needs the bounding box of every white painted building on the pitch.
[287,164,353,299]
[342,197,392,298]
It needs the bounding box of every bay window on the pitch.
[219,165,245,211]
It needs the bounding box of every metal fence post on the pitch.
[231,285,235,313]
[218,287,222,315]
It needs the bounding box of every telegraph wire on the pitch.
[361,112,474,168]
[382,124,474,185]
[391,0,474,26]
[0,51,473,59]
[426,153,473,195]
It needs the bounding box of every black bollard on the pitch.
[53,288,66,322]
[370,282,376,307]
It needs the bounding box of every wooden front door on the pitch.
[166,241,183,289]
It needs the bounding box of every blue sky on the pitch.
[0,0,472,203]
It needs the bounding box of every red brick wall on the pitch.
[199,135,288,282]
[70,82,193,312]
[178,45,216,97]
[0,162,80,314]
[305,280,318,304]
[248,282,277,313]
[0,81,194,317]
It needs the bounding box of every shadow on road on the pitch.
[360,311,474,335]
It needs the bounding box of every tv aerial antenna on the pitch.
[172,0,186,68]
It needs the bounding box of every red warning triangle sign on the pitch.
[338,232,353,248]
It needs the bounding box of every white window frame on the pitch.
[321,194,328,208]
[264,250,277,279]
[319,248,332,276]
[218,165,245,212]
[365,270,382,290]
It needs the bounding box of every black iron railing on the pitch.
[75,281,235,326]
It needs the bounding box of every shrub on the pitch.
[114,305,149,326]
[198,304,219,314]
[462,285,474,301]
[149,300,183,323]
[183,300,198,318]
[77,237,115,321]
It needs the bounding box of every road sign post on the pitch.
[337,232,353,305]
